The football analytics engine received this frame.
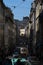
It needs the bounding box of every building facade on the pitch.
[0,0,5,56]
[4,7,16,55]
[35,0,43,59]
[29,0,43,58]
[0,0,16,56]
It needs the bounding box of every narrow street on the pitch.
[0,0,43,65]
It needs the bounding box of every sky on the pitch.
[3,0,34,20]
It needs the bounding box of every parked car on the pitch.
[15,47,28,56]
[11,58,31,65]
[5,56,31,65]
[20,47,28,55]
